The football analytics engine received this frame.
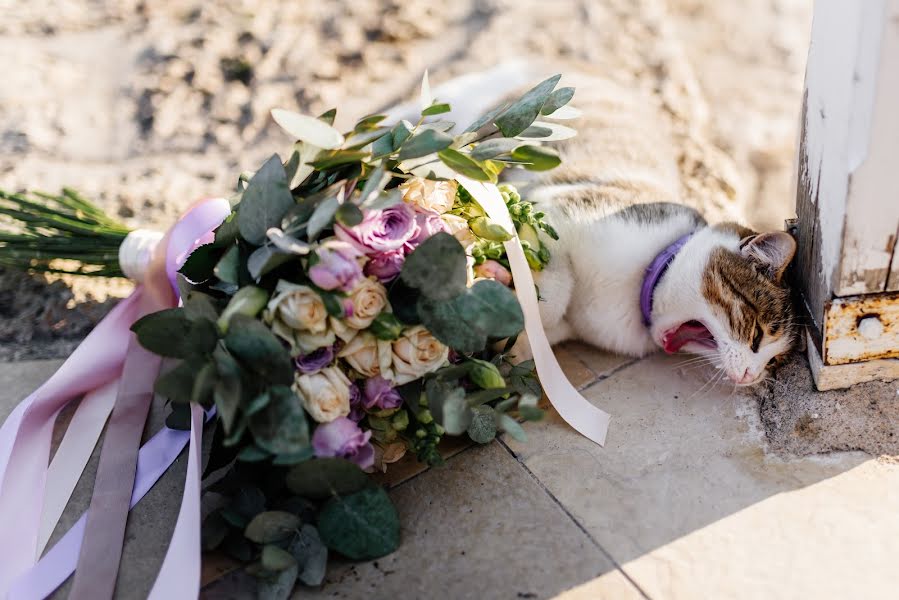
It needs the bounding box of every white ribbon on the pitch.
[459,177,611,446]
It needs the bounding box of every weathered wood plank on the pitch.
[823,291,899,364]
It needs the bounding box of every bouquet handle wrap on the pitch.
[459,178,611,446]
[0,198,231,599]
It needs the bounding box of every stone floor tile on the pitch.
[561,341,636,382]
[203,443,643,600]
[0,359,65,422]
[553,342,602,389]
[504,354,893,598]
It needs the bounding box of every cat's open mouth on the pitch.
[662,320,717,353]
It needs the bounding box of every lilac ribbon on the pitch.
[0,198,231,598]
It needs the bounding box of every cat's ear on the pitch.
[740,232,797,282]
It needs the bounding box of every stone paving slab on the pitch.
[203,443,643,600]
[504,354,899,598]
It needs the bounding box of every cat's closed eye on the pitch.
[751,323,764,353]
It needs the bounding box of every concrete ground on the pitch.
[4,1,899,599]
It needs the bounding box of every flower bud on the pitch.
[468,358,506,389]
[391,409,409,431]
[369,312,404,341]
[217,286,269,333]
[517,222,541,249]
[417,409,434,424]
[469,217,513,242]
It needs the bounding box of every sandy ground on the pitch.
[0,0,812,360]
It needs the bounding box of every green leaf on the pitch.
[272,447,315,466]
[131,308,194,358]
[469,216,513,241]
[317,487,400,560]
[249,385,310,455]
[399,232,467,301]
[247,245,292,281]
[232,484,267,519]
[262,545,297,572]
[422,102,451,116]
[420,70,433,109]
[214,245,240,284]
[518,393,544,421]
[417,280,524,352]
[318,108,337,126]
[165,402,192,430]
[540,86,575,115]
[464,102,510,133]
[437,149,490,181]
[397,129,453,160]
[289,525,328,586]
[371,132,395,159]
[335,202,363,227]
[283,150,301,186]
[271,108,344,149]
[191,359,217,405]
[309,150,369,170]
[426,378,471,435]
[257,563,298,600]
[467,405,496,443]
[510,145,562,171]
[494,74,561,137]
[245,391,271,416]
[246,511,301,544]
[237,155,296,245]
[237,445,271,462]
[369,312,404,341]
[306,195,339,240]
[213,350,242,433]
[186,318,219,355]
[497,413,527,442]
[179,244,221,282]
[224,315,294,384]
[344,127,390,150]
[392,120,413,148]
[285,457,369,500]
[470,138,522,161]
[202,512,229,551]
[466,387,515,407]
[182,291,219,322]
[354,114,387,131]
[516,122,577,142]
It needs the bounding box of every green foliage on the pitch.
[467,405,497,443]
[397,129,453,160]
[289,525,328,586]
[248,385,310,455]
[399,232,467,301]
[426,378,470,435]
[224,315,294,384]
[511,145,562,171]
[285,458,369,500]
[437,149,491,181]
[244,511,301,544]
[237,155,296,245]
[131,309,196,359]
[317,487,400,560]
[494,74,562,137]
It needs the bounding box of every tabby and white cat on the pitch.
[392,65,798,386]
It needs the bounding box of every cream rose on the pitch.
[265,281,334,354]
[338,332,393,378]
[441,213,477,248]
[345,277,388,330]
[294,367,351,423]
[399,177,458,214]
[391,325,449,384]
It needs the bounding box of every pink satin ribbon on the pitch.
[0,198,231,598]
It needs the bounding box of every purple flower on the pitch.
[312,417,374,469]
[363,376,403,411]
[337,204,417,254]
[308,243,364,292]
[295,345,335,374]
[364,249,406,282]
[409,211,448,246]
[348,383,365,422]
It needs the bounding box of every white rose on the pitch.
[294,367,351,423]
[391,325,449,384]
[345,277,388,330]
[441,213,477,249]
[399,177,458,214]
[264,281,334,354]
[338,332,393,378]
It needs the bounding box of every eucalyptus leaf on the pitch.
[422,102,451,116]
[201,512,229,551]
[306,195,339,240]
[399,232,467,301]
[364,188,402,211]
[245,511,301,544]
[237,445,271,462]
[391,120,413,148]
[224,315,294,384]
[309,150,369,170]
[494,74,561,137]
[285,457,368,500]
[471,138,522,161]
[464,102,510,133]
[358,165,388,205]
[343,127,390,150]
[182,291,219,322]
[249,385,310,454]
[397,129,453,160]
[515,121,577,142]
[237,155,296,245]
[266,227,312,255]
[179,244,221,283]
[191,359,217,405]
[289,525,328,586]
[317,488,400,560]
[271,108,344,149]
[247,245,292,280]
[131,308,194,358]
[539,86,575,115]
[354,114,387,131]
[318,108,337,126]
[510,145,562,171]
[213,245,240,284]
[165,403,192,430]
[155,358,202,403]
[426,378,471,435]
[213,350,242,433]
[257,562,298,600]
[335,203,363,227]
[262,545,297,572]
[497,413,527,442]
[437,149,490,181]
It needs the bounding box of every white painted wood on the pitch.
[806,330,899,391]
[836,0,899,295]
[822,293,899,364]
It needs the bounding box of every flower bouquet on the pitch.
[0,73,604,599]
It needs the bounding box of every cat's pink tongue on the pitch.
[663,321,716,353]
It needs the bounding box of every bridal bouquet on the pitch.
[0,73,580,597]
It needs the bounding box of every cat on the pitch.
[389,65,799,386]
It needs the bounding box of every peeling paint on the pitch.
[823,291,899,364]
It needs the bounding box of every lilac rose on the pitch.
[348,383,365,422]
[337,203,417,254]
[312,417,375,469]
[409,211,448,246]
[363,376,403,411]
[308,242,364,292]
[364,249,405,282]
[295,345,335,374]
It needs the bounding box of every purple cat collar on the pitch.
[640,233,694,327]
